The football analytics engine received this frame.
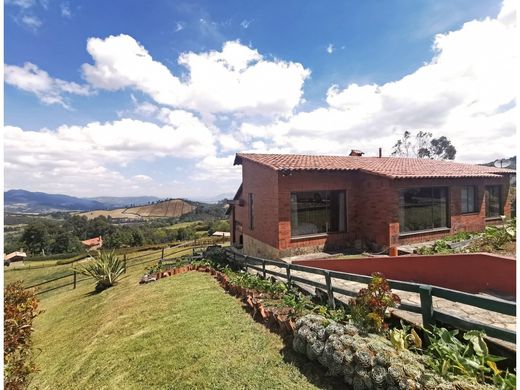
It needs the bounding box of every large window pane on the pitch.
[486,186,502,217]
[290,190,345,237]
[399,187,449,233]
[461,186,477,213]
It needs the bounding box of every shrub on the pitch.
[4,282,41,390]
[78,251,126,292]
[424,326,515,389]
[349,272,400,333]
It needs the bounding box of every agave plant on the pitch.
[79,250,126,292]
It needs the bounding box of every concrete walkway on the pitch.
[260,264,516,350]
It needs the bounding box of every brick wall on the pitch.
[232,159,513,257]
[392,176,512,245]
[277,170,357,254]
[240,160,280,248]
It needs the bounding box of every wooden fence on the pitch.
[22,238,227,296]
[224,249,516,343]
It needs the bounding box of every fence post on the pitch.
[124,254,127,273]
[286,264,292,287]
[161,248,165,260]
[324,272,335,309]
[73,271,77,289]
[262,259,266,279]
[419,285,434,328]
[233,251,236,264]
[244,256,249,272]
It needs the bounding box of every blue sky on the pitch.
[4,0,515,198]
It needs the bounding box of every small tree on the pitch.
[392,131,456,160]
[79,251,126,292]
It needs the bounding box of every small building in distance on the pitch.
[212,231,231,238]
[228,153,514,259]
[81,236,103,251]
[4,251,27,263]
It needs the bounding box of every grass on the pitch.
[26,255,333,389]
[3,247,188,294]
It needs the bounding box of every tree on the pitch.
[21,221,51,255]
[51,230,83,254]
[391,131,456,160]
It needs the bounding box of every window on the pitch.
[485,185,502,218]
[399,187,449,233]
[461,186,478,213]
[248,193,254,230]
[290,190,345,237]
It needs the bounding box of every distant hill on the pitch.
[87,196,161,208]
[189,193,234,203]
[77,199,196,220]
[4,189,105,213]
[4,190,228,220]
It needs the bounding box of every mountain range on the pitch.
[4,189,231,214]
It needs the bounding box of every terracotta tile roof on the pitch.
[234,153,515,179]
[81,236,103,247]
[4,251,27,261]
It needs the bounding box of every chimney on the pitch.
[349,149,364,157]
[378,148,382,158]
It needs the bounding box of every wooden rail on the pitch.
[224,249,516,343]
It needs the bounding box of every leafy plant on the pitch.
[423,327,514,388]
[79,250,126,292]
[348,272,400,333]
[282,290,313,317]
[389,320,422,351]
[312,305,348,323]
[4,282,41,390]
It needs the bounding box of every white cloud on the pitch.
[82,35,310,117]
[60,2,71,18]
[132,174,153,182]
[175,21,184,32]
[4,115,216,196]
[5,0,35,8]
[19,14,42,30]
[5,62,91,108]
[239,1,517,163]
[240,19,252,29]
[326,43,335,54]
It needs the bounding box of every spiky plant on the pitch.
[79,250,126,292]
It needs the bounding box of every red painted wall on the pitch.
[294,253,516,296]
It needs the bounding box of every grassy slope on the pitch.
[4,248,188,293]
[28,259,332,389]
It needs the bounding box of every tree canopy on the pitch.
[391,131,456,160]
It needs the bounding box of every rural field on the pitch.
[5,245,335,390]
[77,199,197,220]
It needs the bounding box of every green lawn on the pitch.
[27,257,337,389]
[4,247,189,295]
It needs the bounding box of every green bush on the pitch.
[424,327,515,389]
[4,282,41,390]
[78,251,126,292]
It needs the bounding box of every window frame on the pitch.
[485,185,503,218]
[399,186,450,235]
[248,193,254,230]
[461,185,478,214]
[290,189,346,238]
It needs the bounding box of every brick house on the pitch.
[228,153,514,259]
[81,236,103,251]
